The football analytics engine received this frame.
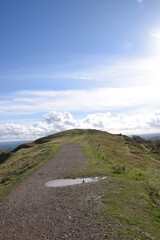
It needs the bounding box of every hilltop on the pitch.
[1,129,160,239]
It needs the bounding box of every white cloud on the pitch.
[0,55,160,141]
[2,56,160,88]
[0,80,160,116]
[47,57,160,87]
[148,112,160,128]
[0,111,160,141]
[150,29,160,39]
[0,123,27,141]
[1,56,160,117]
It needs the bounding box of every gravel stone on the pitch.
[0,144,108,240]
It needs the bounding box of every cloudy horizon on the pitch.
[1,0,160,141]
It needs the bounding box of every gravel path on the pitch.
[0,144,108,240]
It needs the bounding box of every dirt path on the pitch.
[0,144,108,240]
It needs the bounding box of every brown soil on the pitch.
[0,144,108,240]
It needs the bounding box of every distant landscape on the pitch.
[139,133,160,140]
[0,141,28,151]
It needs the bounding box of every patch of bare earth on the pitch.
[0,144,109,240]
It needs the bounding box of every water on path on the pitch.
[45,177,107,188]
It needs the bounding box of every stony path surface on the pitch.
[0,144,108,240]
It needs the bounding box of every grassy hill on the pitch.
[1,129,160,239]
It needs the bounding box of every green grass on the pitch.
[75,130,160,239]
[1,129,160,239]
[0,138,65,199]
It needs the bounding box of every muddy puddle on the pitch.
[45,177,107,188]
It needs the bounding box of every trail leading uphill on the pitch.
[0,144,108,240]
[1,129,160,239]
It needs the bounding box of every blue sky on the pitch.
[1,0,160,141]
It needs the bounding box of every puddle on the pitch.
[45,177,107,188]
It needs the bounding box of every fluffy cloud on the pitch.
[148,112,160,128]
[30,112,77,136]
[0,123,27,141]
[44,111,76,127]
[0,111,160,141]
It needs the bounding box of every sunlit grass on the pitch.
[1,129,160,239]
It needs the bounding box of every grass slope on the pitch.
[1,129,160,239]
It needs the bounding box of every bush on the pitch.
[112,165,126,174]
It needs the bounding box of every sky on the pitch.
[1,0,160,141]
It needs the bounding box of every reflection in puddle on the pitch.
[45,177,107,188]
